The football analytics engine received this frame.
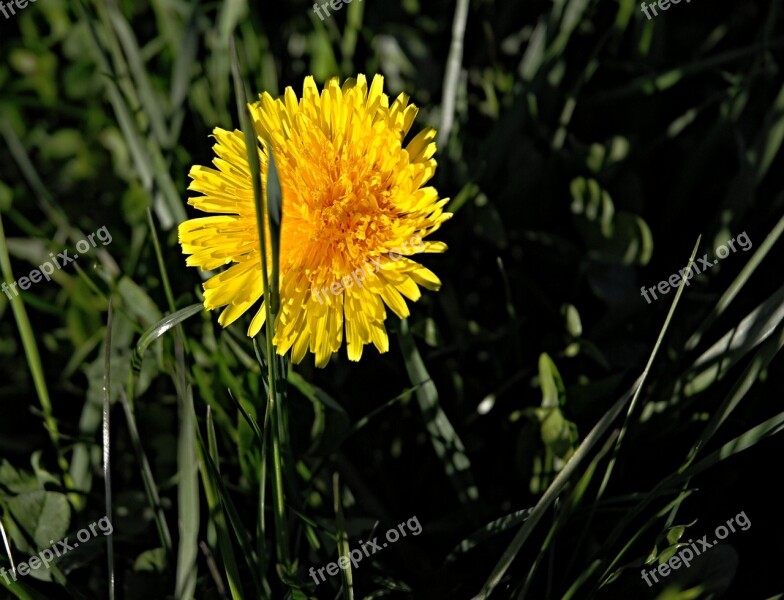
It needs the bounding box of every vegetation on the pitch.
[0,0,782,598]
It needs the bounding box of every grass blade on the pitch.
[437,0,470,147]
[686,214,784,350]
[130,303,203,374]
[266,149,282,314]
[202,407,245,600]
[230,34,291,575]
[103,300,116,600]
[399,319,478,505]
[597,237,700,498]
[196,428,264,598]
[446,508,535,563]
[682,283,784,396]
[333,473,354,600]
[175,384,199,600]
[119,389,173,556]
[471,239,698,599]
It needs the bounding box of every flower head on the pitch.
[179,74,451,366]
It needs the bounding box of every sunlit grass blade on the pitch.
[682,283,784,396]
[0,517,16,585]
[597,237,700,498]
[102,300,116,600]
[661,324,784,535]
[437,0,470,147]
[677,408,784,482]
[128,303,203,405]
[566,240,701,577]
[686,212,784,350]
[686,322,784,466]
[446,507,535,563]
[591,490,696,594]
[333,473,354,600]
[584,389,784,594]
[591,406,784,592]
[173,334,199,600]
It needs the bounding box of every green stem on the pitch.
[257,177,289,569]
[230,35,290,574]
[252,125,289,572]
[146,208,178,315]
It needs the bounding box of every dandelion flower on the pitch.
[179,74,451,367]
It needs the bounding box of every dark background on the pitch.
[1,0,783,598]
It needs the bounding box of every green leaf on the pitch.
[538,353,565,408]
[7,490,70,551]
[666,526,686,546]
[0,461,39,495]
[134,548,167,573]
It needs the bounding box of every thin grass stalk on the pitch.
[333,473,355,600]
[102,300,116,600]
[472,240,697,599]
[438,0,470,147]
[595,237,701,498]
[229,37,290,571]
[119,389,173,556]
[0,515,16,583]
[145,207,192,359]
[686,212,784,350]
[146,208,178,315]
[565,238,702,576]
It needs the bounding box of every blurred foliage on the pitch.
[1,0,784,598]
